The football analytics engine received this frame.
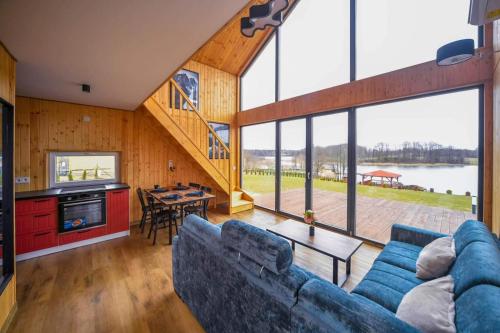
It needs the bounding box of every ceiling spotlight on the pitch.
[241,0,289,38]
[436,39,475,66]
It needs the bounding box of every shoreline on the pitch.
[358,162,477,167]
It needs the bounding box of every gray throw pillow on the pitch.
[416,236,456,279]
[396,275,456,333]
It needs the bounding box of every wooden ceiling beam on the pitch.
[237,47,494,126]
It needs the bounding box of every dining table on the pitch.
[144,185,215,244]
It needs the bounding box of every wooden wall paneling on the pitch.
[15,97,227,222]
[0,42,15,105]
[0,42,16,332]
[171,60,239,191]
[191,0,270,75]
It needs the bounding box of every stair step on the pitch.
[230,199,254,214]
[231,191,243,202]
[231,199,252,207]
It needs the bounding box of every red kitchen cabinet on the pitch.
[16,197,58,254]
[16,234,34,254]
[33,231,58,251]
[106,190,130,234]
[16,212,57,235]
[16,197,57,215]
[59,226,107,245]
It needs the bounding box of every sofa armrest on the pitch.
[391,224,446,247]
[292,279,418,333]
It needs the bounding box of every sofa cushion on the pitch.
[370,260,424,286]
[396,275,456,333]
[449,241,500,298]
[352,277,410,313]
[223,245,310,304]
[294,278,420,333]
[375,241,422,272]
[455,284,500,332]
[221,220,293,274]
[416,236,456,280]
[453,220,497,255]
[352,260,423,313]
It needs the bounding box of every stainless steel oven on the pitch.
[58,191,106,233]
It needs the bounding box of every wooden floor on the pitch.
[257,189,475,243]
[9,208,380,333]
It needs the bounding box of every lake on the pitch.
[357,164,478,196]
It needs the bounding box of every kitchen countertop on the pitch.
[15,183,130,200]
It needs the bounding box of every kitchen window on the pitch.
[49,152,120,188]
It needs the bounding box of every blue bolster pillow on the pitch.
[221,220,292,274]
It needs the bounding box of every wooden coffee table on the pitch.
[267,219,363,286]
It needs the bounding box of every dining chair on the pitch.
[147,196,178,245]
[200,186,212,219]
[138,187,170,233]
[183,185,211,219]
[137,187,151,233]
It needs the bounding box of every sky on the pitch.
[243,89,479,150]
[241,0,479,151]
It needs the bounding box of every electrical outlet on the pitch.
[15,177,30,184]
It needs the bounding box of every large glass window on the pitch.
[356,89,479,243]
[312,113,349,229]
[280,119,306,216]
[357,0,477,79]
[241,35,276,111]
[241,122,276,209]
[279,0,350,99]
[49,152,120,188]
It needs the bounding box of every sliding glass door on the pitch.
[241,122,276,210]
[244,88,482,245]
[276,112,349,231]
[279,119,306,217]
[312,113,349,230]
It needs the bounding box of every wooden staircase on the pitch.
[144,79,231,194]
[144,79,254,213]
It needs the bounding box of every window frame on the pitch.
[239,0,483,109]
[240,121,278,211]
[48,151,120,188]
[240,85,484,247]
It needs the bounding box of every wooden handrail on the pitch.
[149,97,230,182]
[169,80,230,153]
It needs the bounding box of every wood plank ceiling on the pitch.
[192,0,295,76]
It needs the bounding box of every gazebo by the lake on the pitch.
[361,170,402,187]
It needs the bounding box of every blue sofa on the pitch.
[173,216,500,333]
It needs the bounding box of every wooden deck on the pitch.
[255,189,476,244]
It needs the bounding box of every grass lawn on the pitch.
[242,174,472,212]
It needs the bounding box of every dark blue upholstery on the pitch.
[453,220,498,254]
[221,220,293,274]
[455,284,500,332]
[291,279,419,333]
[173,217,500,333]
[292,221,500,332]
[173,215,310,333]
[390,223,446,247]
[450,241,500,297]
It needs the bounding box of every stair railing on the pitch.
[151,79,230,182]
